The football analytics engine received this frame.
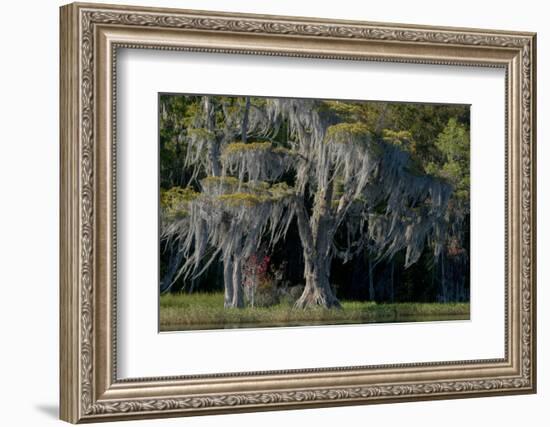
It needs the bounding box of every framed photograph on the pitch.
[60,2,537,423]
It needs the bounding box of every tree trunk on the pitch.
[220,98,250,309]
[231,256,244,308]
[294,199,341,309]
[440,252,447,303]
[188,277,196,294]
[241,97,250,143]
[208,141,221,177]
[203,96,221,177]
[223,256,234,308]
[295,253,340,308]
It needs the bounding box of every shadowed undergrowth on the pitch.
[160,292,470,331]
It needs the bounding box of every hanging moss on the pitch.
[223,142,291,155]
[225,142,270,153]
[201,176,272,196]
[382,129,413,147]
[160,187,200,238]
[187,128,214,140]
[222,142,294,182]
[201,176,240,186]
[200,176,242,195]
[161,186,199,210]
[217,192,268,207]
[215,182,295,207]
[268,182,294,199]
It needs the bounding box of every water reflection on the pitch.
[162,314,469,332]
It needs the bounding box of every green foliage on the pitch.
[161,186,199,207]
[187,128,214,140]
[383,103,470,161]
[223,142,291,155]
[382,129,413,148]
[159,95,204,188]
[201,175,242,187]
[217,192,268,207]
[225,142,271,152]
[325,122,372,143]
[268,182,294,199]
[160,186,199,218]
[215,182,294,207]
[426,118,470,202]
[322,100,388,131]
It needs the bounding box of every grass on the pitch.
[160,292,470,331]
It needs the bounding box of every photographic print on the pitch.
[159,94,471,332]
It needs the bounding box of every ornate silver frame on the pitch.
[60,2,536,423]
